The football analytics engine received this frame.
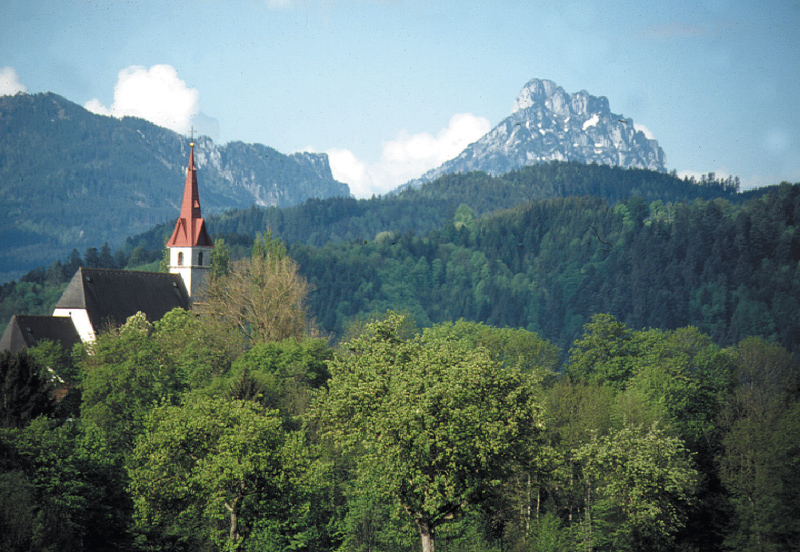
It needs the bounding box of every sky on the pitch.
[2,0,799,198]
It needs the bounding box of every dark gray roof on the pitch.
[55,267,190,332]
[0,314,82,354]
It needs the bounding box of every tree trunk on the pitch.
[417,518,435,552]
[225,498,240,543]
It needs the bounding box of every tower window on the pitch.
[198,252,204,266]
[177,252,184,266]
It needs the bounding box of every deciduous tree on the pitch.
[575,424,698,551]
[199,232,312,344]
[316,312,544,552]
[128,397,287,549]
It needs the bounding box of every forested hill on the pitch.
[72,165,800,354]
[127,161,741,252]
[5,160,795,354]
[292,182,800,352]
[0,92,348,282]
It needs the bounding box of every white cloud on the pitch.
[85,64,200,135]
[633,122,655,140]
[0,67,27,96]
[326,113,491,198]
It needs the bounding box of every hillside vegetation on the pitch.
[0,92,348,281]
[2,163,799,551]
[4,163,796,355]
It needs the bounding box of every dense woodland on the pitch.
[3,165,796,354]
[2,164,799,551]
[1,277,799,551]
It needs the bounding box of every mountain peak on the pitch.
[405,78,665,189]
[511,78,611,119]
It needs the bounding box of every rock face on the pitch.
[193,139,347,208]
[409,78,666,186]
[0,92,350,281]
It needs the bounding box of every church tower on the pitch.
[166,142,214,298]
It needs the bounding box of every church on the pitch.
[1,143,213,352]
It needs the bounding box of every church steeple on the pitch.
[167,142,213,248]
[167,142,214,298]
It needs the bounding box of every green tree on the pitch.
[79,312,183,452]
[153,307,244,391]
[575,424,699,552]
[566,314,637,390]
[315,312,544,552]
[209,237,231,280]
[718,337,800,552]
[128,397,287,550]
[0,350,54,429]
[229,337,332,420]
[422,319,561,379]
[0,417,128,552]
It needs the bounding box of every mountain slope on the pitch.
[407,78,665,188]
[0,92,349,281]
[291,183,800,352]
[123,162,740,255]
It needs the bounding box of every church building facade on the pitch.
[1,143,212,352]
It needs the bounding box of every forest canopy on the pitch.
[2,163,799,551]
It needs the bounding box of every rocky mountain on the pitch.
[0,92,349,281]
[407,78,666,187]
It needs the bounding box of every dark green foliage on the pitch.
[0,418,129,552]
[0,350,54,428]
[125,161,740,257]
[229,337,333,421]
[290,184,800,354]
[8,163,796,356]
[717,337,800,552]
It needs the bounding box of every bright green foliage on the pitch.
[153,307,244,390]
[79,312,184,451]
[229,337,332,420]
[128,397,287,550]
[575,424,699,551]
[316,312,544,552]
[27,339,79,383]
[422,319,561,378]
[566,316,735,448]
[566,314,637,389]
[621,326,735,448]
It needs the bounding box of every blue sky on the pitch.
[2,0,799,198]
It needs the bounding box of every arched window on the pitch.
[177,252,184,266]
[198,252,204,266]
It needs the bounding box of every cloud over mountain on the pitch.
[85,64,205,136]
[326,113,491,198]
[0,67,27,96]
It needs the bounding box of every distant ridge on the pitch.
[0,92,350,281]
[405,78,665,189]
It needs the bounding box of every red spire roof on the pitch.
[167,143,214,248]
